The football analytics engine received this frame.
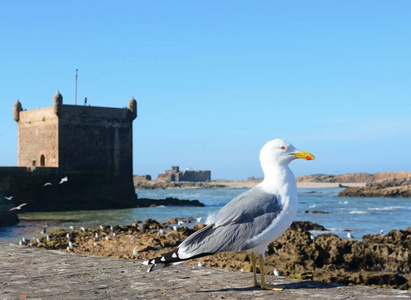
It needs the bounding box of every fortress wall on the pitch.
[17,107,59,167]
[57,105,133,175]
[180,170,211,182]
[0,166,59,203]
[0,166,137,212]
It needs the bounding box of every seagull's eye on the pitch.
[280,146,287,151]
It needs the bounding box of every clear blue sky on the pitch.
[1,1,410,180]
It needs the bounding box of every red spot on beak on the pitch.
[306,156,313,160]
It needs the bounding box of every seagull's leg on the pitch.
[251,253,258,287]
[258,256,284,291]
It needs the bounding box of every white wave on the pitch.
[349,210,369,214]
[205,212,217,225]
[308,205,317,208]
[339,201,349,204]
[327,227,349,232]
[368,206,404,211]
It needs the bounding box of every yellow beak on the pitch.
[293,150,315,161]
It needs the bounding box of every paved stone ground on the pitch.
[1,244,410,300]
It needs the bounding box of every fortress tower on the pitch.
[9,92,138,211]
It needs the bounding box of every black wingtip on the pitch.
[144,248,182,271]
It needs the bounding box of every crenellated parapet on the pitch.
[13,100,22,122]
[53,91,63,116]
[128,97,137,120]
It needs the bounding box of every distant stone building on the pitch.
[0,92,138,211]
[157,166,211,182]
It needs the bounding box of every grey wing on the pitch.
[178,187,282,258]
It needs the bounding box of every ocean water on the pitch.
[1,188,410,244]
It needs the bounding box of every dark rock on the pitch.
[289,221,326,231]
[304,210,330,214]
[136,197,205,207]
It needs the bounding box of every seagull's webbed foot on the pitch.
[255,255,284,291]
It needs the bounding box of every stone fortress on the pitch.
[157,166,211,183]
[0,92,138,211]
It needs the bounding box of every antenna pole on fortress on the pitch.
[75,69,78,105]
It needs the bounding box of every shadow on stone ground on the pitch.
[1,244,410,300]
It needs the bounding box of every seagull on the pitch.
[59,176,68,184]
[9,203,28,211]
[133,246,139,258]
[347,232,355,240]
[274,268,282,277]
[198,261,205,267]
[43,182,52,187]
[5,196,14,201]
[143,139,314,290]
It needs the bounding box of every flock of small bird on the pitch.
[13,222,118,251]
[12,217,207,262]
[4,176,68,211]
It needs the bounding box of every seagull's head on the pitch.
[259,139,315,168]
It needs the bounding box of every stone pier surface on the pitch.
[1,244,410,300]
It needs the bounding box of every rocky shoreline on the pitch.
[20,219,410,290]
[338,185,411,198]
[299,172,411,198]
[134,172,411,198]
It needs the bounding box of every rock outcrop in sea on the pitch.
[298,172,411,198]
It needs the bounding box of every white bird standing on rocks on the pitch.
[144,139,314,290]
